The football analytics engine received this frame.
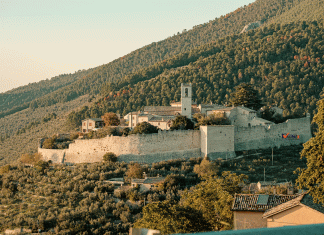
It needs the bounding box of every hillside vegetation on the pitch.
[1,0,323,119]
[0,96,91,166]
[0,145,305,234]
[1,0,324,164]
[68,21,324,126]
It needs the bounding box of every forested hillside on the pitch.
[1,0,324,165]
[1,0,322,119]
[0,69,93,118]
[68,21,324,126]
[270,0,324,24]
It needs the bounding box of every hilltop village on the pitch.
[39,83,312,164]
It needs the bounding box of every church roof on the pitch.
[144,106,181,116]
[149,116,174,122]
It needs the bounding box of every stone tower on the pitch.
[181,83,192,118]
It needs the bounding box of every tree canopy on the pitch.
[101,112,120,126]
[230,83,263,110]
[296,98,324,203]
[170,115,194,130]
[134,171,247,233]
[131,122,159,134]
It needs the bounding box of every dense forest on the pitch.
[68,21,324,126]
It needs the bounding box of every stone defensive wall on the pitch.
[38,116,312,164]
[39,130,201,164]
[234,116,312,151]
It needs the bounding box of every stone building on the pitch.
[81,118,104,133]
[131,176,165,192]
[125,83,195,130]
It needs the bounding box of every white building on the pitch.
[125,83,195,130]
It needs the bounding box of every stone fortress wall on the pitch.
[39,130,201,164]
[234,116,312,151]
[39,115,312,164]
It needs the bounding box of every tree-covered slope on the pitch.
[270,0,324,24]
[68,21,324,126]
[0,69,93,117]
[1,0,317,119]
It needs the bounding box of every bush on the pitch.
[170,115,194,130]
[103,152,118,162]
[131,122,159,134]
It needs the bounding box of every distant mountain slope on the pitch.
[0,0,314,118]
[0,69,93,116]
[68,21,324,126]
[270,0,324,24]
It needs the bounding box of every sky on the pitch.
[0,0,255,93]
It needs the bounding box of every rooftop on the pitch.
[82,118,103,122]
[232,194,298,212]
[263,193,324,218]
[132,177,165,185]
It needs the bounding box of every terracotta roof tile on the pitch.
[232,194,298,212]
[263,193,324,218]
[263,194,304,218]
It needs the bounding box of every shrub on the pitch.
[103,152,118,162]
[131,122,159,134]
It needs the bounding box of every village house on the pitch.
[105,178,125,188]
[131,176,165,192]
[231,194,298,230]
[263,193,324,228]
[81,118,104,133]
[208,106,273,128]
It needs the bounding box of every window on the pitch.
[185,88,188,97]
[89,123,92,126]
[158,122,160,125]
[184,108,186,111]
[257,195,269,205]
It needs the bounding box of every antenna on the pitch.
[272,148,274,166]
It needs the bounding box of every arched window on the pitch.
[185,88,188,97]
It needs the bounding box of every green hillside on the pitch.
[0,0,317,119]
[1,0,324,164]
[68,21,324,126]
[270,0,324,24]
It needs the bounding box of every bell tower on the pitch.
[181,83,192,118]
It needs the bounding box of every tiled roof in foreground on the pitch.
[263,193,324,218]
[232,194,298,212]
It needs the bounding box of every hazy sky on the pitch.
[0,0,254,93]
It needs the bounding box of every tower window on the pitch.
[184,108,186,111]
[185,88,188,97]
